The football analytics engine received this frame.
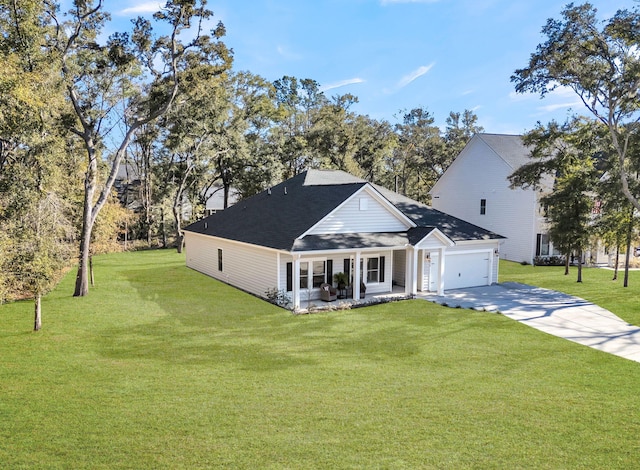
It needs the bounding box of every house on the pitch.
[430,133,609,265]
[184,169,504,310]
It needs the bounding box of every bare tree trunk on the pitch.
[564,251,570,275]
[613,246,619,281]
[34,293,41,331]
[624,206,634,288]
[577,249,583,283]
[90,255,95,287]
[624,232,632,288]
[172,202,184,253]
[160,207,167,248]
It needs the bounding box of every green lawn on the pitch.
[1,250,639,469]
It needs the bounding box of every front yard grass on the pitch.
[1,250,639,468]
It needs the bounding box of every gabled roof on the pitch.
[185,169,504,252]
[476,133,532,169]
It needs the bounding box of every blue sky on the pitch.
[101,0,636,134]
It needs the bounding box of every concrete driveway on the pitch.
[420,282,640,363]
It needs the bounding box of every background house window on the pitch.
[217,249,223,271]
[480,198,486,215]
[536,234,550,256]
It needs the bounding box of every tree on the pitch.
[0,0,78,328]
[392,107,446,203]
[271,76,328,177]
[512,2,640,213]
[46,0,231,296]
[443,109,484,161]
[509,118,603,281]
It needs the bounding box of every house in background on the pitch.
[430,133,609,265]
[184,169,504,310]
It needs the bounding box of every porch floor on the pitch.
[298,285,410,312]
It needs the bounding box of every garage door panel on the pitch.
[444,252,490,290]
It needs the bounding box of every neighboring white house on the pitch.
[184,169,504,310]
[430,133,608,265]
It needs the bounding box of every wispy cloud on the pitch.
[119,1,163,15]
[276,45,303,61]
[397,63,434,88]
[320,78,365,93]
[381,0,441,5]
[537,101,582,113]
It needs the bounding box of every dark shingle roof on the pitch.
[476,133,532,169]
[185,169,504,251]
[185,171,365,251]
[373,184,504,242]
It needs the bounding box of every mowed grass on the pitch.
[500,260,640,326]
[1,250,639,469]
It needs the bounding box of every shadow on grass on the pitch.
[93,259,460,370]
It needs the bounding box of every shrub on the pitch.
[533,256,566,266]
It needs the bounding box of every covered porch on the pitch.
[287,228,454,311]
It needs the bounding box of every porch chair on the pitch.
[320,283,337,302]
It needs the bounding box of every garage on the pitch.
[443,251,491,290]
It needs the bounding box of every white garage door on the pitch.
[444,251,490,290]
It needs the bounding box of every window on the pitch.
[365,256,386,284]
[480,198,486,215]
[300,262,309,289]
[367,257,379,283]
[298,260,327,289]
[217,249,223,271]
[536,233,550,256]
[312,261,326,288]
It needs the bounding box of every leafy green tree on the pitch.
[352,115,397,184]
[444,110,484,161]
[509,118,603,281]
[512,2,640,212]
[271,76,328,177]
[392,107,446,203]
[0,0,79,328]
[46,0,231,296]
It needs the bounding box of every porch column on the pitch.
[411,247,418,296]
[354,251,361,299]
[293,255,301,310]
[437,247,445,295]
[404,247,413,296]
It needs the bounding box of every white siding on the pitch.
[431,138,537,264]
[185,232,278,299]
[307,188,409,235]
[393,250,406,286]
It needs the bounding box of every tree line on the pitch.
[2,1,640,329]
[0,0,481,329]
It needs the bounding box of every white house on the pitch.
[184,169,504,310]
[430,133,609,265]
[430,133,561,264]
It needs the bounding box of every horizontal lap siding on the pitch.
[431,139,537,264]
[308,190,408,235]
[185,232,278,299]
